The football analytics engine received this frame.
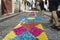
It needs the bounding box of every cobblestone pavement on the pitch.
[0,12,60,40]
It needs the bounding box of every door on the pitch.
[1,0,12,15]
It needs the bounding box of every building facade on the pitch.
[1,0,12,15]
[0,0,1,16]
[0,0,20,15]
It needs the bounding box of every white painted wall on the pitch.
[12,0,21,13]
[12,0,16,13]
[20,0,25,11]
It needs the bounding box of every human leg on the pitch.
[52,11,60,26]
[39,1,44,15]
[49,1,60,29]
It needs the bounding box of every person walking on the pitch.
[36,0,45,15]
[39,0,45,15]
[49,0,60,29]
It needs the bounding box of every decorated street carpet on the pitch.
[3,12,48,40]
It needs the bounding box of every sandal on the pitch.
[51,24,60,30]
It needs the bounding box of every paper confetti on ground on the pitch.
[3,12,48,40]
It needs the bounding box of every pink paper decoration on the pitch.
[29,27,44,37]
[13,26,26,35]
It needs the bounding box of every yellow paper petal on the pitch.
[27,17,35,20]
[36,24,44,30]
[3,31,16,40]
[14,24,22,29]
[37,32,48,40]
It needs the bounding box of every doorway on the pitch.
[1,0,12,15]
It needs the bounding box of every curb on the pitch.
[44,13,51,17]
[44,12,51,17]
[0,12,21,22]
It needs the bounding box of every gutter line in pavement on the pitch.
[0,12,22,23]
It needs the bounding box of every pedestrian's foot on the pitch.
[52,24,60,30]
[55,24,60,29]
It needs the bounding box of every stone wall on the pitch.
[15,0,20,12]
[12,0,20,13]
[12,0,16,13]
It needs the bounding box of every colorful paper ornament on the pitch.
[11,31,37,40]
[3,12,48,40]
